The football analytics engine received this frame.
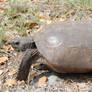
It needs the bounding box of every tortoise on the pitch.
[10,21,92,81]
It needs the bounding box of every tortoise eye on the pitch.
[15,42,20,45]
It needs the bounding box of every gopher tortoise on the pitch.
[10,21,92,81]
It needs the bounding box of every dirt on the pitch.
[0,0,92,92]
[1,49,92,92]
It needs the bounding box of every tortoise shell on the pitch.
[34,21,92,73]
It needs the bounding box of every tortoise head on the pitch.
[10,37,36,51]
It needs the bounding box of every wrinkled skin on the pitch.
[10,37,36,51]
[10,21,92,81]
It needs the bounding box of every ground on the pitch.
[0,0,92,92]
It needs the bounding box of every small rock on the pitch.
[77,83,89,92]
[65,86,73,92]
[48,75,62,86]
[19,80,26,89]
[77,83,86,89]
[5,90,10,92]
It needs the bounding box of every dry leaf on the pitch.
[0,70,3,75]
[6,24,13,28]
[34,0,38,3]
[0,0,6,2]
[24,21,38,29]
[0,57,8,64]
[2,45,10,51]
[40,19,46,23]
[46,20,52,24]
[8,71,17,76]
[38,76,47,85]
[4,79,17,86]
[59,18,66,21]
[10,46,14,51]
[39,12,44,19]
[65,9,75,17]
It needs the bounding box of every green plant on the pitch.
[0,28,4,48]
[8,0,30,13]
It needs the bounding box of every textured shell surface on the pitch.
[34,21,92,73]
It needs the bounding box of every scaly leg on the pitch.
[16,49,39,81]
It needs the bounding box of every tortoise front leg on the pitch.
[16,49,39,81]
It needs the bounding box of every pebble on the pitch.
[47,75,63,86]
[65,86,73,92]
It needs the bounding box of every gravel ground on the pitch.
[1,49,92,92]
[0,0,92,92]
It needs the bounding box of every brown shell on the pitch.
[34,21,92,73]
